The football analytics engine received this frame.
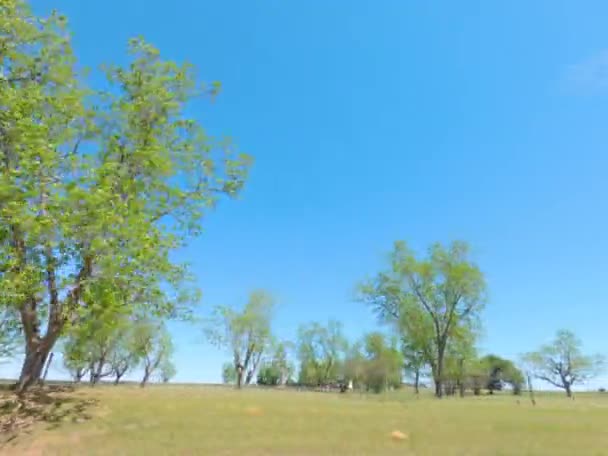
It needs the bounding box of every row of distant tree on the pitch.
[208,242,604,398]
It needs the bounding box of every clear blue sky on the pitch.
[5,0,607,388]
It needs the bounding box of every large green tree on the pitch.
[359,241,486,398]
[0,1,250,392]
[523,329,604,397]
[205,291,275,388]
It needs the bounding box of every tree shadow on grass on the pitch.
[0,385,98,448]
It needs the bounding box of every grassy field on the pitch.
[1,385,607,455]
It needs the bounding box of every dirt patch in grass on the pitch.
[0,386,98,451]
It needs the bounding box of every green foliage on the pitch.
[0,309,20,361]
[342,342,367,389]
[296,320,348,386]
[401,335,427,392]
[0,1,251,391]
[130,319,174,387]
[61,308,142,384]
[441,327,477,396]
[257,364,282,386]
[160,359,177,383]
[362,332,403,393]
[206,290,274,387]
[523,329,604,397]
[342,333,403,393]
[466,358,491,395]
[478,354,524,395]
[359,240,486,397]
[222,362,237,384]
[258,340,295,386]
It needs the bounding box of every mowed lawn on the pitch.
[2,385,608,455]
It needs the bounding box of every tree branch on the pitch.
[536,374,564,389]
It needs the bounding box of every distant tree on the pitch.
[296,320,348,387]
[257,364,282,386]
[360,241,487,398]
[479,355,524,395]
[160,359,177,383]
[109,327,140,385]
[61,305,132,386]
[109,348,133,385]
[87,326,121,386]
[523,329,604,398]
[467,358,490,395]
[343,342,367,390]
[257,341,294,386]
[61,336,90,383]
[362,332,403,393]
[272,341,295,385]
[131,320,174,388]
[401,337,427,394]
[222,362,237,384]
[205,291,274,388]
[442,327,477,397]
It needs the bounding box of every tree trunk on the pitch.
[433,360,444,398]
[236,365,244,389]
[90,364,100,386]
[414,370,420,395]
[140,368,151,388]
[92,360,106,386]
[434,380,442,397]
[73,367,87,384]
[39,352,54,386]
[565,383,572,398]
[527,373,536,406]
[88,362,96,384]
[434,345,445,398]
[17,344,50,393]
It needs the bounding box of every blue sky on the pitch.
[4,0,607,389]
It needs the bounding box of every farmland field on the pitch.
[2,385,607,455]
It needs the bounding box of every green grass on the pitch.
[2,386,608,455]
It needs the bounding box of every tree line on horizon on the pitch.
[206,243,605,398]
[0,1,604,398]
